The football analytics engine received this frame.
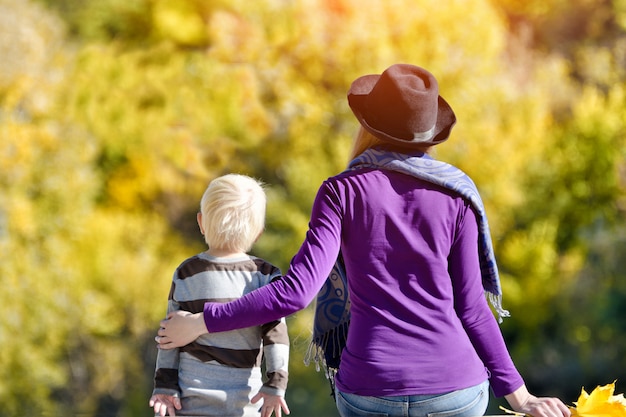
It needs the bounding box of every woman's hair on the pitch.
[348,126,434,162]
[348,127,385,161]
[199,174,266,253]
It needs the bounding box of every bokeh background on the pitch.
[1,0,626,416]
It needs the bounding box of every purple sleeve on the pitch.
[449,205,524,397]
[204,181,342,332]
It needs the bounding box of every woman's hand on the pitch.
[156,311,207,349]
[505,385,571,417]
[514,396,572,417]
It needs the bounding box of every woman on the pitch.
[156,64,571,417]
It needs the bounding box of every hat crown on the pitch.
[348,64,456,147]
[364,65,439,140]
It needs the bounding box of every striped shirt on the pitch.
[153,252,289,404]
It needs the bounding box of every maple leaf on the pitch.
[571,381,626,417]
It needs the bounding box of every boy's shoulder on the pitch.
[175,254,281,278]
[175,254,210,278]
[248,256,282,278]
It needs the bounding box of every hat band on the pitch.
[412,125,436,142]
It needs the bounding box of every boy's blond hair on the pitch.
[199,174,266,253]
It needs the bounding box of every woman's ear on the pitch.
[196,212,205,235]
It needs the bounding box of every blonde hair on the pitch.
[348,127,384,161]
[199,174,266,253]
[348,126,434,162]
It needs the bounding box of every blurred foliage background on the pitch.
[1,0,625,415]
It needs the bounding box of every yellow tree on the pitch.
[8,0,626,415]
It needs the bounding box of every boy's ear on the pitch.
[197,212,205,235]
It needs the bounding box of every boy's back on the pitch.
[154,253,289,417]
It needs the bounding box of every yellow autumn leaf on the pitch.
[571,381,626,417]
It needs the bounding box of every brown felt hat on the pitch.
[348,64,456,147]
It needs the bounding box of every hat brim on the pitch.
[348,74,456,146]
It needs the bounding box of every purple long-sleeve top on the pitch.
[204,167,524,397]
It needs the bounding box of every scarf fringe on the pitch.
[304,320,349,374]
[488,292,510,323]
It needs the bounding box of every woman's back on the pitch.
[325,167,493,395]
